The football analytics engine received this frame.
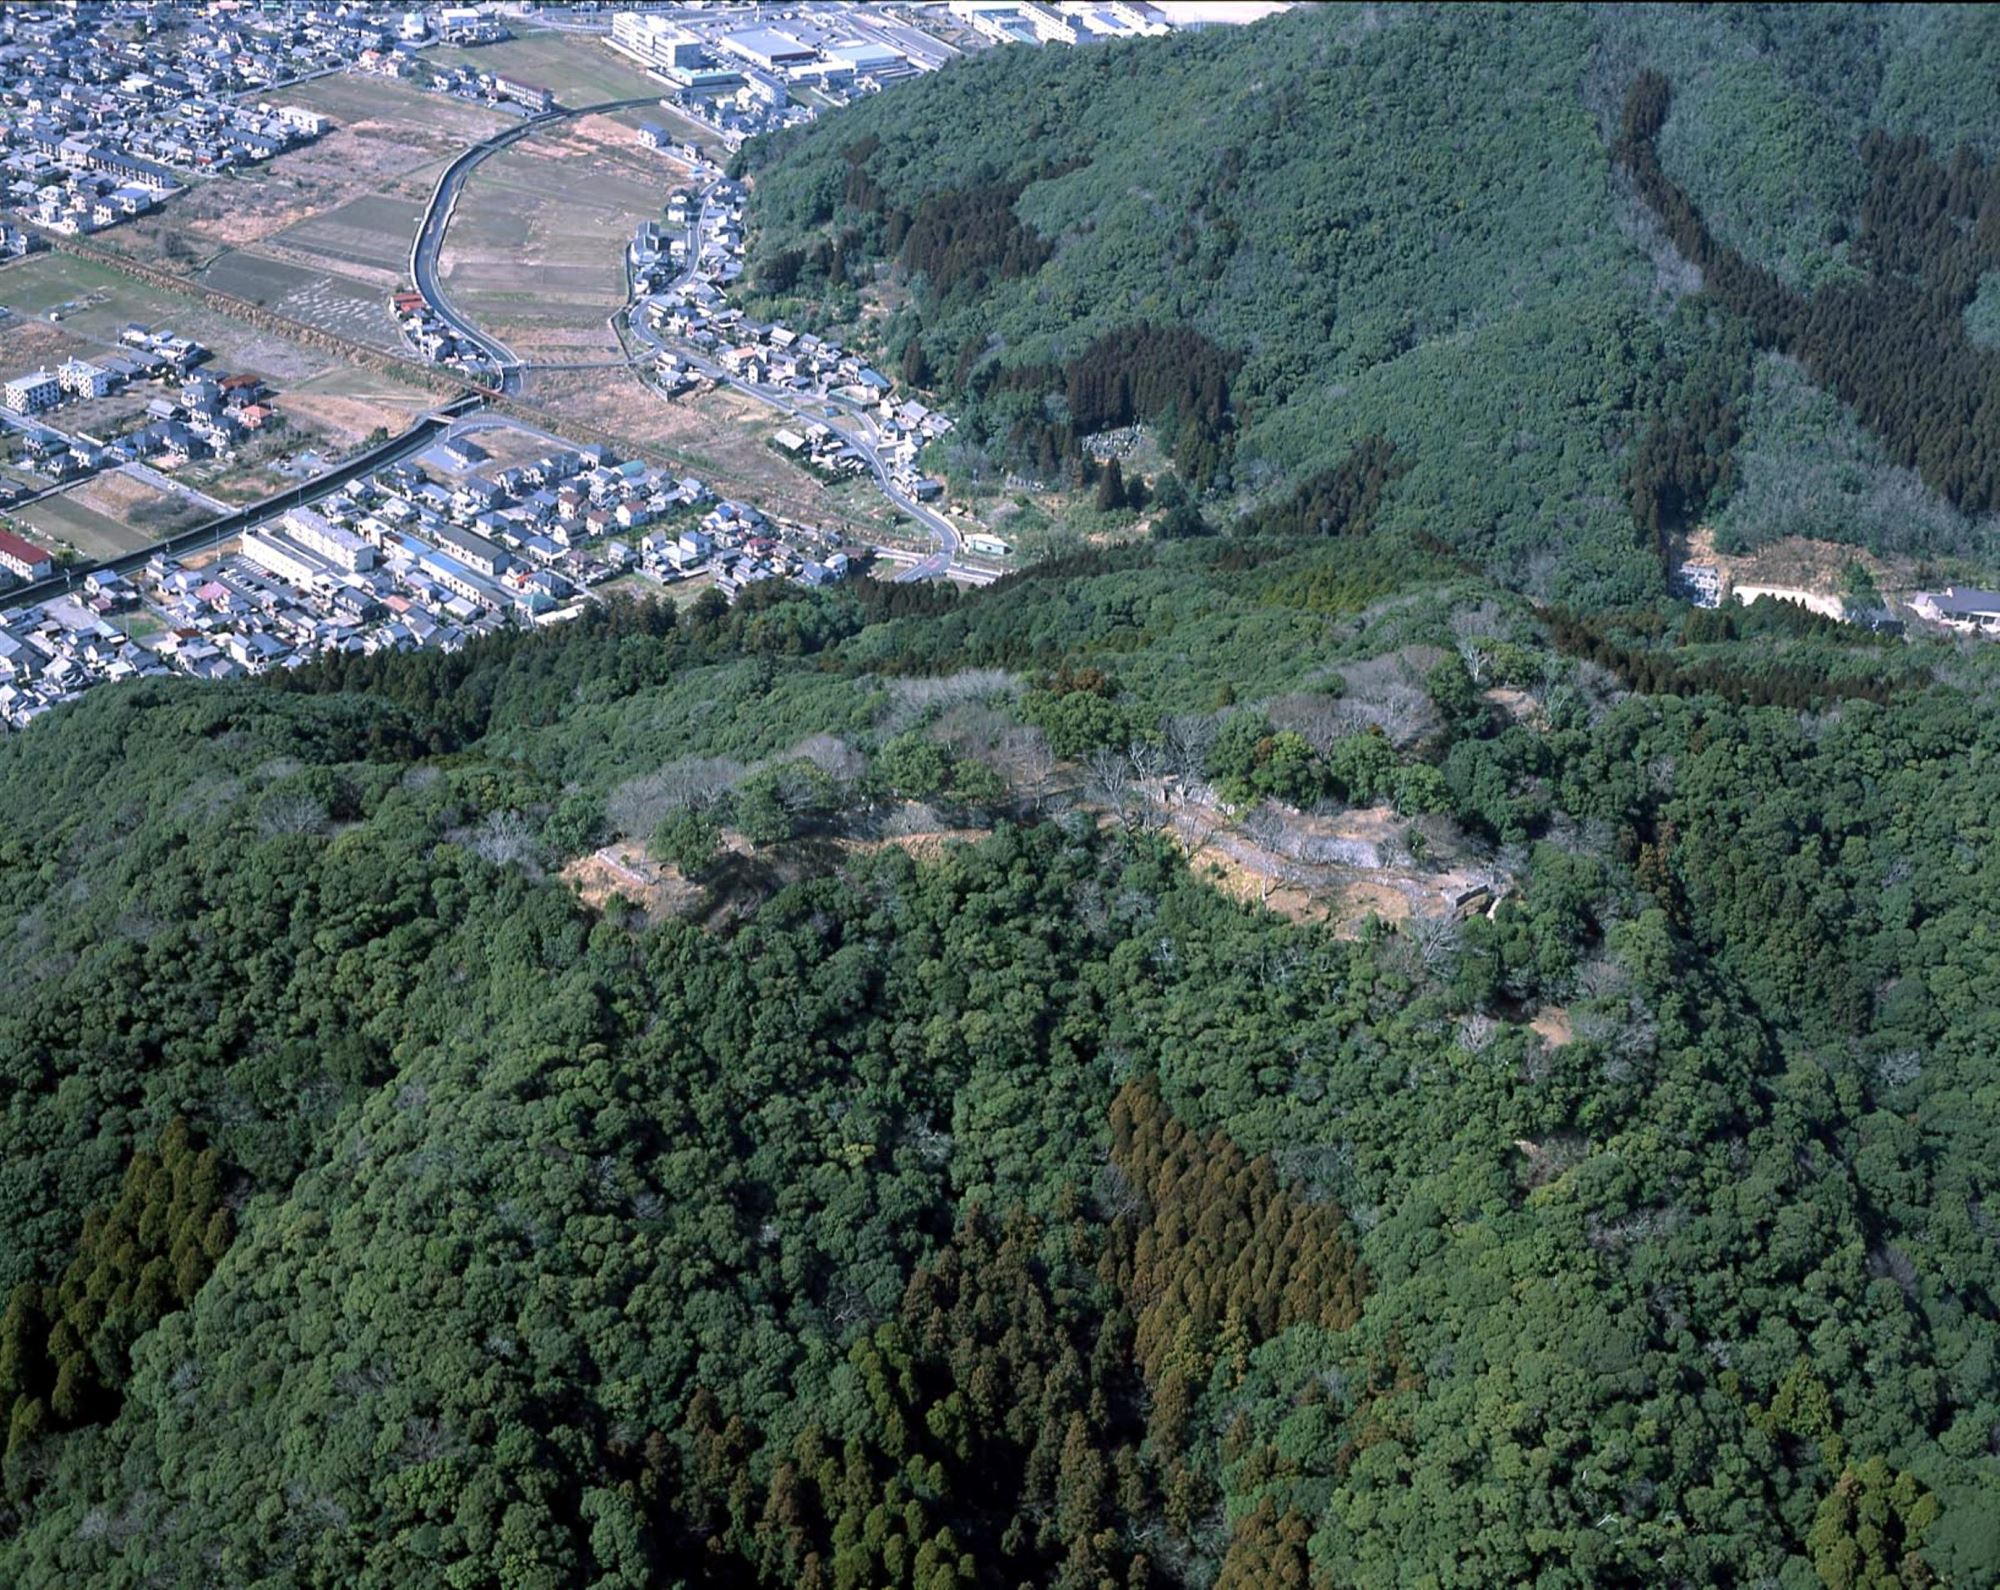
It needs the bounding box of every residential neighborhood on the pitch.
[0,4,343,237]
[0,414,866,730]
[0,0,1095,733]
[629,170,957,513]
[0,322,285,497]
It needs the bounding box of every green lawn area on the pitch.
[15,492,153,563]
[0,253,135,320]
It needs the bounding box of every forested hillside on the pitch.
[6,6,2000,1587]
[737,2,2000,601]
[1,506,1999,1584]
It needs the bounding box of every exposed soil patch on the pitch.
[1530,1006,1573,1046]
[562,841,702,919]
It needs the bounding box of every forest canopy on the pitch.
[738,2,2000,602]
[3,5,2000,1588]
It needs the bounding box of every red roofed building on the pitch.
[0,528,52,582]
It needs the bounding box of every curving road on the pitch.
[410,94,663,396]
[416,104,965,581]
[619,198,962,580]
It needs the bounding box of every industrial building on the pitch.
[610,12,709,73]
[827,39,908,74]
[718,28,820,71]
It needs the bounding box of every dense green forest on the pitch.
[737,2,2000,600]
[2,507,2000,1583]
[6,5,2000,1587]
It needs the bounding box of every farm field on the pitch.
[424,31,665,106]
[196,251,403,350]
[263,193,428,287]
[15,470,205,562]
[67,73,509,375]
[122,75,507,267]
[440,113,679,361]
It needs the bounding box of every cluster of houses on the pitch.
[400,56,553,115]
[1,4,382,103]
[632,176,954,505]
[349,14,550,116]
[0,567,164,728]
[387,287,498,376]
[646,495,852,597]
[3,324,277,476]
[0,6,342,236]
[401,8,514,49]
[0,417,871,729]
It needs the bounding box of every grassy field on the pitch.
[0,252,136,320]
[274,365,442,452]
[0,253,445,398]
[425,31,665,107]
[0,252,335,384]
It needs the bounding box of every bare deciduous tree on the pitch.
[260,792,328,837]
[1084,745,1136,815]
[997,724,1057,809]
[1268,692,1347,754]
[1451,601,1507,683]
[787,733,866,781]
[471,810,538,867]
[607,757,746,837]
[881,668,1018,731]
[1405,911,1462,976]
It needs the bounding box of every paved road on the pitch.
[409,94,661,396]
[416,107,967,582]
[620,198,964,580]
